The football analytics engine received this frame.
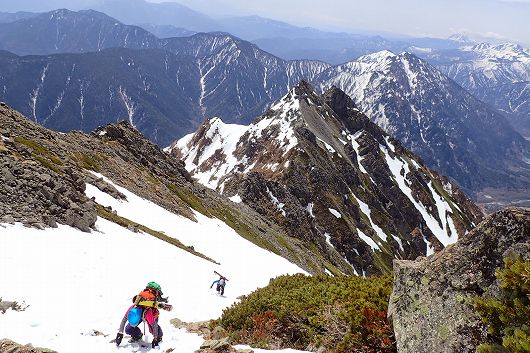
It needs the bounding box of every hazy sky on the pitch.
[147,0,530,44]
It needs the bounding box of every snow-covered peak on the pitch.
[357,50,397,64]
[448,34,475,43]
[446,42,530,85]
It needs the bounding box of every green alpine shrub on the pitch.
[475,257,530,353]
[220,273,396,352]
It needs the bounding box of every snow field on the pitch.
[0,172,307,352]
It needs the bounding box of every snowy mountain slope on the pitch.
[171,82,483,275]
[0,178,306,352]
[316,50,530,194]
[440,43,530,89]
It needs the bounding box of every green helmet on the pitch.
[147,281,163,295]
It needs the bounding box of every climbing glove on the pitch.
[152,336,161,348]
[115,332,123,346]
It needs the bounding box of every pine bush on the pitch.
[220,273,396,352]
[475,257,530,353]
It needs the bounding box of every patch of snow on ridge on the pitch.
[350,193,388,241]
[316,136,341,157]
[267,187,286,216]
[324,232,334,247]
[401,55,419,91]
[384,136,396,153]
[329,208,341,218]
[251,88,300,156]
[344,130,370,175]
[306,202,315,218]
[229,194,242,203]
[426,180,459,246]
[380,145,457,248]
[357,228,379,250]
[392,234,405,252]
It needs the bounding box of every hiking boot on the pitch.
[129,335,142,343]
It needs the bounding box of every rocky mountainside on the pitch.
[389,207,530,353]
[0,101,338,274]
[170,82,483,275]
[434,43,530,138]
[316,51,530,197]
[0,9,160,55]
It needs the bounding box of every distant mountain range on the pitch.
[316,51,530,194]
[0,11,330,144]
[425,43,530,138]
[0,0,218,32]
[0,8,528,206]
[171,82,483,274]
[137,23,196,39]
[0,9,159,55]
[0,11,37,23]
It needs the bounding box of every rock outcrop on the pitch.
[0,104,97,232]
[388,207,530,353]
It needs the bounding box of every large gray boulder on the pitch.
[388,207,530,353]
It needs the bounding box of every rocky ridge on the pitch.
[0,102,353,274]
[389,207,530,353]
[171,82,483,275]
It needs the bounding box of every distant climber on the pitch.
[210,271,228,296]
[115,281,172,348]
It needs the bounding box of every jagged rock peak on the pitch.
[322,85,360,120]
[173,80,484,275]
[292,79,317,96]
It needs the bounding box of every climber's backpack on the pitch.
[134,289,157,308]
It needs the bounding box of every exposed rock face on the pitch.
[388,207,530,353]
[0,105,97,232]
[171,81,483,275]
